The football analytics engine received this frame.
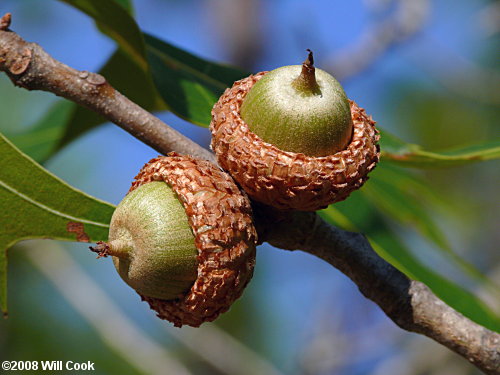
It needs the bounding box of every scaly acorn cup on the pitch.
[91,154,257,327]
[210,51,380,211]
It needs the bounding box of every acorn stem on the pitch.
[90,240,132,259]
[291,49,321,95]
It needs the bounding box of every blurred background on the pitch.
[0,0,499,374]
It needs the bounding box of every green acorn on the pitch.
[240,50,353,157]
[92,154,257,327]
[210,51,380,211]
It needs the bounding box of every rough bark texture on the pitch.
[1,17,498,374]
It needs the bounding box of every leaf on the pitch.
[5,49,164,163]
[362,163,481,275]
[56,48,166,154]
[145,33,249,126]
[51,1,167,155]
[112,0,133,13]
[370,232,500,333]
[363,163,500,300]
[362,163,450,250]
[0,132,115,314]
[319,194,500,333]
[9,21,246,158]
[380,129,500,168]
[7,101,74,162]
[62,33,247,143]
[60,0,146,69]
[3,1,161,162]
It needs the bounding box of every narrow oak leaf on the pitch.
[0,132,114,315]
[380,129,500,168]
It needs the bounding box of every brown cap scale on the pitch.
[210,51,380,211]
[92,154,257,327]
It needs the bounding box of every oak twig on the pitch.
[1,14,498,374]
[0,14,214,163]
[253,206,500,374]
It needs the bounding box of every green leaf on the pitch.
[8,101,74,162]
[362,163,450,250]
[370,232,500,333]
[380,129,500,168]
[112,0,133,14]
[0,132,115,314]
[56,48,166,153]
[145,33,249,126]
[20,0,161,161]
[60,0,146,69]
[8,48,165,163]
[319,194,500,333]
[9,22,245,158]
[362,163,484,278]
[363,163,500,300]
[52,0,167,154]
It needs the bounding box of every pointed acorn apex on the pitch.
[290,49,321,95]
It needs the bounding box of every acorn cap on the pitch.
[210,72,380,211]
[127,154,257,327]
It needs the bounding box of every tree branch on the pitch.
[0,14,214,163]
[254,206,500,374]
[1,15,498,374]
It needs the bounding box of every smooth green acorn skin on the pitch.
[109,182,198,300]
[240,65,353,157]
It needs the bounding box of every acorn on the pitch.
[91,154,257,327]
[210,50,380,211]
